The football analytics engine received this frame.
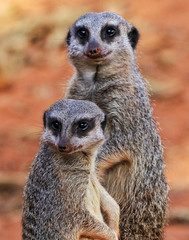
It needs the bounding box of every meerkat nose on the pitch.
[86,39,102,58]
[88,47,101,56]
[58,145,67,152]
[58,138,71,152]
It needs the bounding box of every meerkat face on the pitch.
[42,99,106,155]
[66,12,139,68]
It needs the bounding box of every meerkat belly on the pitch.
[85,178,103,222]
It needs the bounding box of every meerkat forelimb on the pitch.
[22,99,120,240]
[65,12,169,240]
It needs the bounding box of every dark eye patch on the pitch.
[77,28,88,39]
[101,25,120,43]
[48,117,62,135]
[51,121,60,131]
[78,121,89,131]
[106,27,116,37]
[73,118,95,137]
[75,26,89,45]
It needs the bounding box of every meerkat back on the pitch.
[65,12,169,240]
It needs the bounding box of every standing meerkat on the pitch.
[65,12,169,240]
[22,99,120,240]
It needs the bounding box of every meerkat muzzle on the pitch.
[86,39,102,59]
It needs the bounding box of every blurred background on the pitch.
[0,0,188,239]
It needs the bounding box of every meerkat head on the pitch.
[66,12,139,69]
[42,99,106,155]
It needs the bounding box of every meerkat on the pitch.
[65,12,169,240]
[22,99,120,240]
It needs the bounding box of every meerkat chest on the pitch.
[82,69,96,82]
[85,176,103,221]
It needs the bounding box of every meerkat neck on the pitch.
[50,147,97,173]
[76,64,97,82]
[75,59,133,83]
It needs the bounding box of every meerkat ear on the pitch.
[101,114,107,132]
[43,111,47,128]
[128,26,140,49]
[66,30,71,46]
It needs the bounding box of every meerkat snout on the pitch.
[57,137,72,153]
[86,39,102,58]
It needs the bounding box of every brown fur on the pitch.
[65,12,169,239]
[22,99,120,240]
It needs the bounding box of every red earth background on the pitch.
[0,0,189,239]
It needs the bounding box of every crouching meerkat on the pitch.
[22,99,120,240]
[65,12,169,239]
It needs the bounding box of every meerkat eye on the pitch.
[78,121,89,131]
[106,27,116,37]
[51,121,61,131]
[77,28,89,39]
